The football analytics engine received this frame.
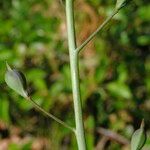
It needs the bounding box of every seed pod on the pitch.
[5,63,28,98]
[131,120,147,150]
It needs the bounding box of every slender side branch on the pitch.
[76,9,120,53]
[27,97,75,133]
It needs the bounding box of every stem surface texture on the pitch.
[66,0,87,150]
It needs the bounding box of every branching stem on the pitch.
[66,0,87,149]
[65,1,127,149]
[76,9,120,53]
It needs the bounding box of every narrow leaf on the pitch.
[131,120,147,150]
[5,63,28,98]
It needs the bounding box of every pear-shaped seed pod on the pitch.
[5,63,28,98]
[131,120,147,150]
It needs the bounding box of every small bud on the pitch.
[5,63,28,98]
[131,119,147,150]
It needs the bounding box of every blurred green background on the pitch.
[0,0,150,149]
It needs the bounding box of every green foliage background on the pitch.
[0,0,149,149]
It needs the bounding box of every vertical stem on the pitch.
[65,0,87,150]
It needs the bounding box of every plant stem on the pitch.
[66,0,87,150]
[76,9,119,53]
[27,97,75,133]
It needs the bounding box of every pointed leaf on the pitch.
[5,63,28,98]
[131,120,147,150]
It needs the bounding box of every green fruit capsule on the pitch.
[5,63,28,98]
[131,120,147,150]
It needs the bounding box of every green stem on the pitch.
[76,9,119,53]
[66,0,87,150]
[27,97,75,133]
